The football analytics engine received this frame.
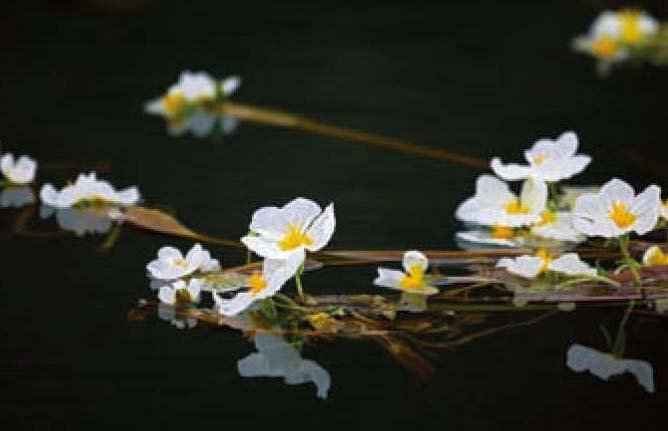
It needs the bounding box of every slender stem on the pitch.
[548,182,560,211]
[295,262,305,301]
[246,248,251,265]
[619,234,640,284]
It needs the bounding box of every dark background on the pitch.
[1,0,668,429]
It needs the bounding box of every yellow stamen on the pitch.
[174,288,194,304]
[536,248,552,274]
[609,201,637,229]
[248,272,267,297]
[505,200,530,214]
[491,225,514,239]
[619,10,643,44]
[399,264,426,291]
[535,211,557,227]
[278,224,314,251]
[591,36,620,58]
[171,258,189,269]
[532,154,549,166]
[163,92,186,115]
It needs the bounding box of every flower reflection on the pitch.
[238,333,331,399]
[40,205,115,236]
[157,303,197,330]
[566,343,655,393]
[0,186,35,208]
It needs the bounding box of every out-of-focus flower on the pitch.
[241,197,335,264]
[1,153,37,185]
[530,211,585,243]
[374,250,439,295]
[456,175,547,227]
[456,225,525,248]
[566,343,655,393]
[40,205,114,236]
[491,132,590,182]
[40,172,140,208]
[572,178,660,238]
[238,333,331,399]
[497,249,596,279]
[642,245,668,266]
[660,199,668,220]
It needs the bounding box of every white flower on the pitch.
[642,246,668,267]
[238,333,331,399]
[491,132,591,182]
[177,70,217,102]
[374,250,439,296]
[530,211,585,243]
[497,249,596,279]
[1,153,37,185]
[40,205,114,236]
[40,172,140,208]
[146,243,220,280]
[566,344,654,393]
[241,197,336,262]
[572,178,661,238]
[220,75,242,97]
[456,226,525,248]
[158,279,202,305]
[456,175,547,227]
[0,186,35,208]
[213,253,302,316]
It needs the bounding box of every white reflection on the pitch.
[238,333,331,399]
[168,109,239,138]
[157,303,197,330]
[0,186,35,208]
[566,343,655,393]
[40,205,114,236]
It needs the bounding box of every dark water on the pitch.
[2,0,668,429]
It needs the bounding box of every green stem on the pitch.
[619,234,641,284]
[246,248,252,265]
[548,182,560,211]
[295,262,305,301]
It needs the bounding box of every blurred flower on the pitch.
[146,243,220,280]
[0,186,35,208]
[241,197,336,264]
[661,199,668,220]
[572,178,660,238]
[1,153,37,185]
[238,333,331,399]
[497,249,596,279]
[642,245,668,266]
[158,279,202,306]
[456,175,547,227]
[40,172,140,208]
[213,253,301,316]
[374,250,439,295]
[491,132,590,182]
[566,343,654,393]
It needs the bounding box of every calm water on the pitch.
[2,0,668,428]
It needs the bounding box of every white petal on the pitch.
[402,250,428,272]
[519,178,547,213]
[549,253,597,276]
[496,255,544,279]
[185,243,206,268]
[248,206,285,238]
[305,203,335,252]
[600,178,635,209]
[373,268,404,289]
[474,175,516,207]
[158,286,176,305]
[157,246,183,261]
[214,291,255,316]
[242,235,292,259]
[490,158,532,181]
[40,184,60,207]
[222,75,242,96]
[281,198,322,230]
[116,187,140,206]
[630,185,660,235]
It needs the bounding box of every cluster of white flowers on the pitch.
[145,71,242,137]
[573,9,661,73]
[455,130,666,281]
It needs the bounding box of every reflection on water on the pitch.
[566,344,655,393]
[0,186,35,208]
[238,333,330,399]
[40,205,116,236]
[157,303,198,330]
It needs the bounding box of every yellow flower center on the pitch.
[164,92,186,115]
[174,287,195,304]
[619,10,643,44]
[248,272,268,297]
[491,225,514,239]
[278,224,314,251]
[592,36,620,58]
[536,248,552,274]
[399,264,426,291]
[609,201,637,229]
[535,210,557,227]
[505,199,530,214]
[171,258,189,269]
[647,248,668,266]
[532,154,549,166]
